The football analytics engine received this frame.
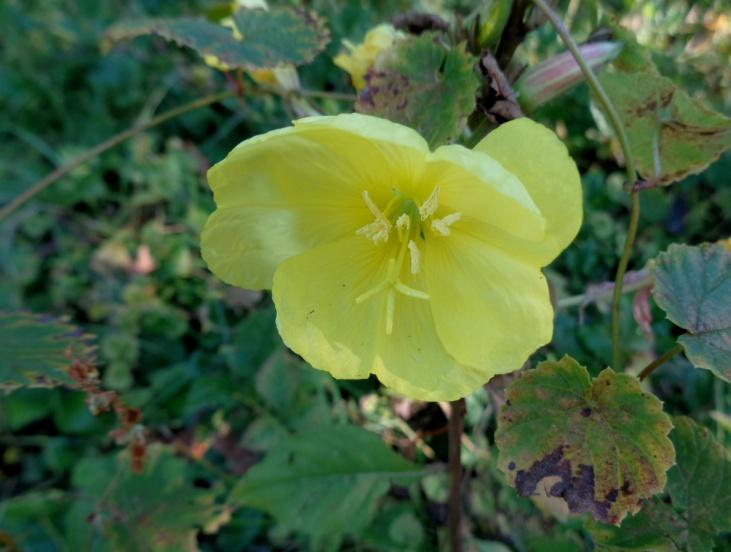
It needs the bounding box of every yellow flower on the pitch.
[334,24,404,91]
[201,114,582,400]
[204,0,300,93]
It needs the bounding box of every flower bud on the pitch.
[515,41,622,111]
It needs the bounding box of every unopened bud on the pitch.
[515,41,622,111]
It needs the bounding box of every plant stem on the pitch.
[611,191,641,369]
[448,398,466,552]
[530,0,639,371]
[638,343,683,381]
[0,91,235,222]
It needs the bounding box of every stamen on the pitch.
[394,282,430,300]
[356,221,390,244]
[431,212,461,237]
[395,213,410,242]
[408,240,420,274]
[355,280,388,304]
[356,190,392,244]
[385,289,395,335]
[419,186,440,220]
[362,190,388,224]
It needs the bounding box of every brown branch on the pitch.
[448,398,466,552]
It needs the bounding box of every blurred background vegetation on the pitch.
[1,0,730,550]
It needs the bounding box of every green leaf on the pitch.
[230,424,420,538]
[356,33,479,148]
[107,7,329,70]
[652,242,731,383]
[599,31,731,185]
[586,417,731,551]
[0,312,96,392]
[495,356,675,525]
[69,445,226,552]
[666,416,731,549]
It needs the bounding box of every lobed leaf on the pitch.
[230,424,421,538]
[652,242,731,383]
[495,356,674,525]
[598,30,731,185]
[0,311,96,392]
[107,7,329,70]
[356,32,479,148]
[587,416,731,551]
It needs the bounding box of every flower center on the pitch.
[355,187,461,335]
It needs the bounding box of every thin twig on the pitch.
[0,91,236,222]
[530,0,639,371]
[557,271,653,309]
[448,398,466,552]
[638,343,683,381]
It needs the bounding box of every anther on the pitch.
[408,240,420,274]
[419,186,440,220]
[431,212,461,237]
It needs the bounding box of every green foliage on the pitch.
[107,6,329,70]
[653,242,731,383]
[231,424,421,539]
[587,416,731,551]
[0,311,96,392]
[356,33,479,148]
[66,445,226,552]
[600,31,731,185]
[495,356,675,525]
[2,0,731,550]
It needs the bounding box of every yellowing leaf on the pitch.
[652,242,731,383]
[599,29,731,185]
[356,33,479,148]
[495,356,674,525]
[587,417,731,551]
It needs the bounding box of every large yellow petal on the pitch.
[201,114,429,289]
[421,145,547,243]
[272,236,488,401]
[473,118,582,266]
[424,231,553,375]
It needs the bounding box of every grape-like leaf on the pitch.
[599,29,731,185]
[68,445,226,552]
[231,424,421,538]
[652,242,731,383]
[356,32,479,148]
[107,7,329,70]
[587,416,731,551]
[495,356,674,525]
[0,311,96,392]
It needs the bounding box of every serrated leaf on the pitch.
[70,445,225,552]
[666,416,731,549]
[652,242,731,383]
[107,7,329,70]
[586,416,731,551]
[599,30,731,185]
[356,33,479,148]
[0,311,96,392]
[230,424,420,538]
[495,356,674,525]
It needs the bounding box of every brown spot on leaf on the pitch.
[514,446,615,523]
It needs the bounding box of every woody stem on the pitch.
[448,398,466,552]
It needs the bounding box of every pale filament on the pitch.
[354,186,460,335]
